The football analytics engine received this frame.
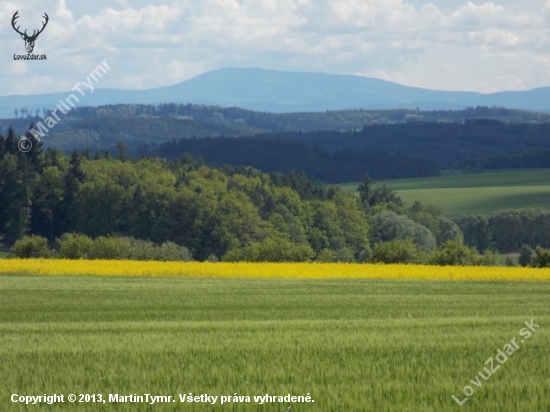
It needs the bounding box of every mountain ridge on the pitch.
[1,67,550,118]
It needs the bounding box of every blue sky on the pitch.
[1,0,550,95]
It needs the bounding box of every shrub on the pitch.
[11,235,50,258]
[137,240,161,260]
[370,211,436,253]
[155,241,193,261]
[316,249,337,262]
[371,238,425,264]
[56,234,193,261]
[334,247,355,263]
[88,236,124,259]
[518,244,533,267]
[114,237,156,260]
[57,233,94,259]
[532,246,550,268]
[223,238,314,262]
[431,238,482,266]
[478,249,498,266]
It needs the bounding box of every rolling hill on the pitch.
[2,68,550,118]
[341,169,550,216]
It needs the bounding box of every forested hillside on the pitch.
[4,127,550,264]
[0,128,369,262]
[2,105,550,158]
[4,105,550,181]
[155,120,550,178]
[2,127,508,265]
[157,137,439,181]
[460,148,550,170]
[256,120,550,165]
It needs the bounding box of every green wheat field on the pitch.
[1,274,549,411]
[341,169,550,216]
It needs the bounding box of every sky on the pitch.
[1,0,550,96]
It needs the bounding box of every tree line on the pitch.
[455,209,550,253]
[3,126,550,266]
[156,137,439,182]
[0,126,504,265]
[10,104,548,131]
[4,105,550,171]
[460,148,550,171]
[261,121,550,166]
[0,127,369,261]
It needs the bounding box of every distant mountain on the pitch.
[2,67,550,118]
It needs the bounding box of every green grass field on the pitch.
[340,169,550,216]
[1,274,549,411]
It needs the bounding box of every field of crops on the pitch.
[1,262,549,411]
[1,259,550,281]
[340,169,550,216]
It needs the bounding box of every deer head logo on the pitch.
[11,11,49,54]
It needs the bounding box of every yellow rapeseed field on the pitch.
[0,259,549,281]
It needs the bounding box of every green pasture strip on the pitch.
[339,169,550,216]
[377,169,550,191]
[1,275,549,411]
[397,186,550,216]
[340,169,550,192]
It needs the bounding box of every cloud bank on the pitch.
[1,0,549,95]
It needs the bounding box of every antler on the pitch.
[29,13,49,40]
[11,11,26,37]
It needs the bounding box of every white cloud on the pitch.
[1,60,29,77]
[450,2,505,27]
[1,0,550,95]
